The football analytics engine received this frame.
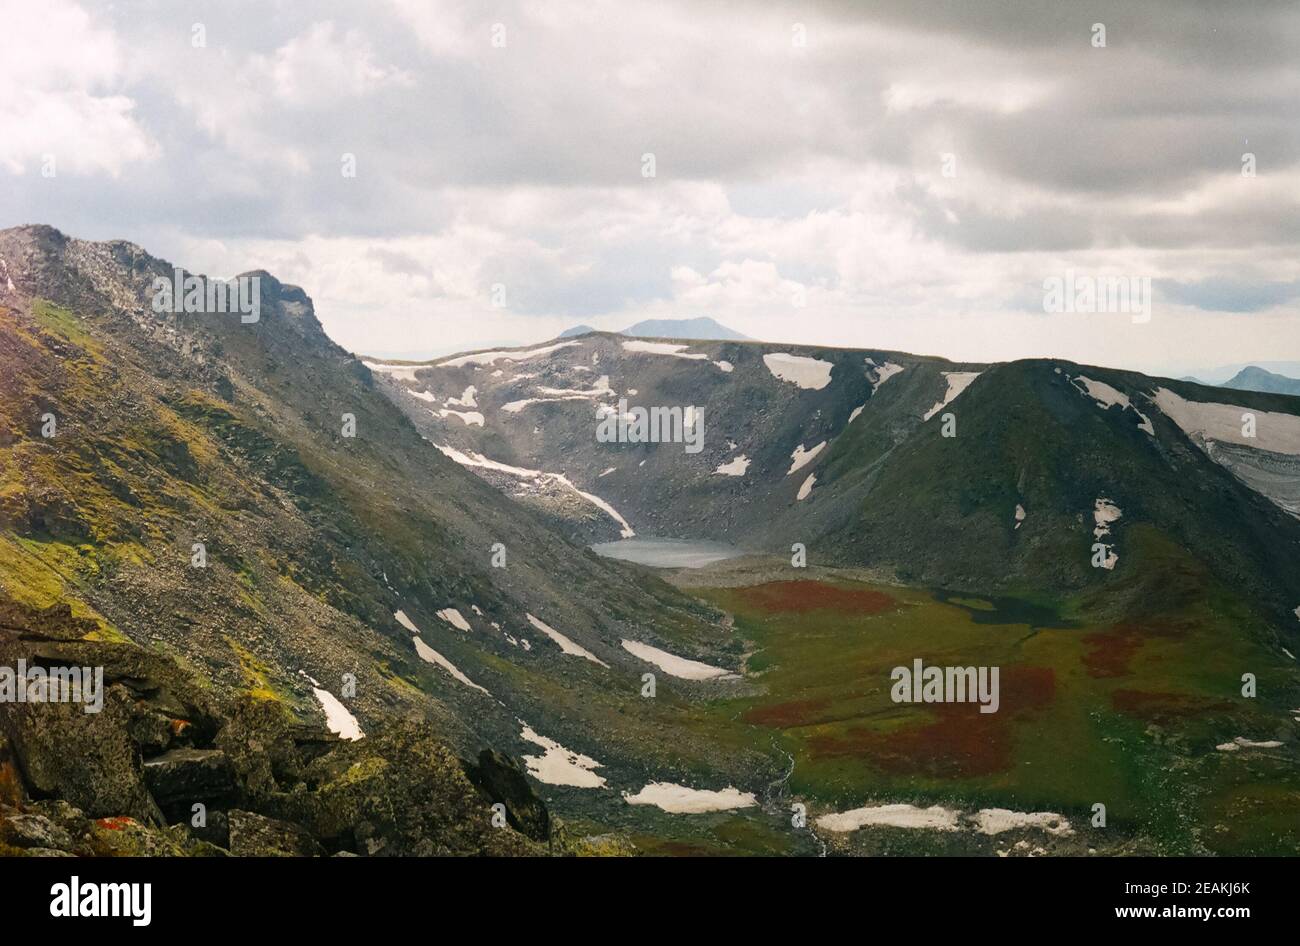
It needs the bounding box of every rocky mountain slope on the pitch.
[366,332,1300,642]
[0,226,772,855]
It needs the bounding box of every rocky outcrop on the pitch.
[0,594,554,857]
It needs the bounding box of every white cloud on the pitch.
[0,0,156,175]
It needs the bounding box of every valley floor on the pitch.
[553,556,1300,856]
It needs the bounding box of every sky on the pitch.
[2,0,1298,377]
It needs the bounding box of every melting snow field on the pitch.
[1072,376,1154,435]
[1216,736,1284,751]
[1093,498,1121,569]
[922,371,981,421]
[438,341,580,368]
[623,782,757,813]
[620,639,737,680]
[436,443,635,537]
[972,809,1073,836]
[714,454,750,476]
[437,608,472,632]
[414,637,490,695]
[621,340,707,360]
[362,361,422,382]
[1093,498,1122,539]
[787,441,826,475]
[433,408,484,426]
[816,804,961,833]
[763,352,833,390]
[307,683,364,741]
[870,361,905,393]
[1153,387,1300,454]
[526,614,610,667]
[815,803,1071,837]
[395,610,490,694]
[519,723,607,788]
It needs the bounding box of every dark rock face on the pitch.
[143,748,238,821]
[464,749,550,842]
[228,810,323,857]
[0,594,551,857]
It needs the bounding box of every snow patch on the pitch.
[432,408,484,426]
[623,782,756,813]
[393,610,419,633]
[362,361,422,381]
[519,723,606,787]
[436,444,635,537]
[973,809,1073,836]
[1216,736,1284,751]
[787,441,826,475]
[620,640,737,680]
[438,341,580,368]
[621,340,707,360]
[302,676,363,742]
[714,455,750,476]
[1093,498,1122,539]
[871,361,904,393]
[816,804,960,833]
[797,473,815,500]
[1015,504,1026,529]
[714,360,734,372]
[436,608,472,632]
[1153,387,1300,454]
[413,637,490,695]
[1072,376,1154,436]
[526,614,610,667]
[923,371,981,421]
[763,352,833,390]
[446,385,478,407]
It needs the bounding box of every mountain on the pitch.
[4,226,1300,857]
[0,226,774,856]
[557,317,750,342]
[369,335,1300,613]
[363,332,1300,853]
[1222,365,1300,396]
[621,316,749,340]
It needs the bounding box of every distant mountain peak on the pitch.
[1221,365,1300,396]
[555,317,749,342]
[620,316,750,341]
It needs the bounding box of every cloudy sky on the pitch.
[3,0,1298,376]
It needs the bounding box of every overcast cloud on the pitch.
[2,0,1297,375]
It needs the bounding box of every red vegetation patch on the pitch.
[1082,619,1197,678]
[1082,628,1143,678]
[1111,689,1233,722]
[809,705,1012,778]
[743,698,832,729]
[95,816,135,831]
[807,666,1056,778]
[742,581,895,616]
